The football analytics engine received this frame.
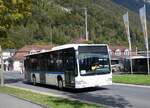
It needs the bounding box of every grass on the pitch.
[0,86,102,108]
[113,74,150,85]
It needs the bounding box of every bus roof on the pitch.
[25,44,108,57]
[52,44,107,51]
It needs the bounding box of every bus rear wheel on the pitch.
[58,79,63,90]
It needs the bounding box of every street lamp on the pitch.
[0,45,4,86]
[84,7,89,41]
[77,7,89,41]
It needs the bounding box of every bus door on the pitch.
[39,55,46,84]
[63,49,75,88]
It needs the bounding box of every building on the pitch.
[124,51,150,73]
[0,49,16,71]
[109,45,150,73]
[109,46,130,72]
[12,45,54,73]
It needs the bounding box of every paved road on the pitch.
[0,72,43,108]
[3,71,150,108]
[0,93,43,108]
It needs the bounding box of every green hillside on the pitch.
[0,0,147,49]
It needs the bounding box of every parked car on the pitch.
[111,64,124,72]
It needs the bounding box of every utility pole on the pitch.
[50,25,53,46]
[84,8,89,41]
[0,45,4,86]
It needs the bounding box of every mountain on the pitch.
[112,0,150,20]
[144,0,150,3]
[0,0,148,49]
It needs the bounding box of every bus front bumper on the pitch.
[75,74,112,89]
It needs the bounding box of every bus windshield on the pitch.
[78,46,110,76]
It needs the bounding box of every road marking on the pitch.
[113,83,150,89]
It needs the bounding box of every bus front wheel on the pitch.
[58,79,63,90]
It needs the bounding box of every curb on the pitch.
[5,84,68,98]
[4,84,103,107]
[7,94,48,108]
[113,83,150,89]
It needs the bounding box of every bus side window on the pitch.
[47,53,56,71]
[30,57,38,71]
[39,54,47,71]
[56,51,63,71]
[24,59,29,71]
[66,57,74,70]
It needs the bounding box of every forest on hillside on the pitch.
[113,0,150,20]
[0,0,147,49]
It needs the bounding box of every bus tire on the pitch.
[58,79,63,90]
[32,76,36,85]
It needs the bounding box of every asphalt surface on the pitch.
[3,71,150,108]
[0,72,44,108]
[0,93,43,108]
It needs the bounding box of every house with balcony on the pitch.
[109,45,150,73]
[12,45,54,73]
[0,49,16,71]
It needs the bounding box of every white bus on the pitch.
[24,44,112,89]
